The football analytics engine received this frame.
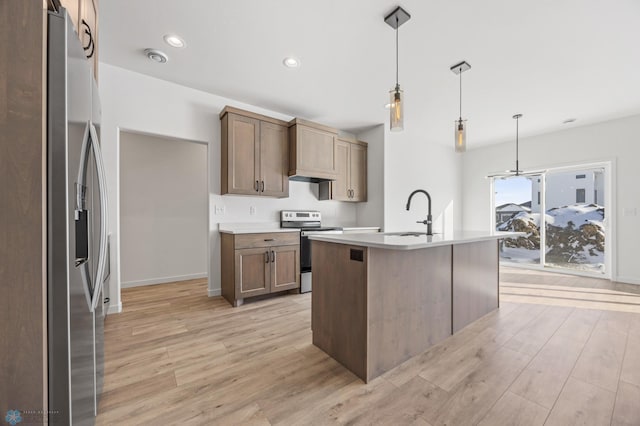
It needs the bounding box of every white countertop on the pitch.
[219,223,381,235]
[308,230,522,250]
[218,223,298,234]
[341,227,381,232]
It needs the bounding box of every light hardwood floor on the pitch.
[97,268,640,425]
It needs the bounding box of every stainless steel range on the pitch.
[280,210,342,293]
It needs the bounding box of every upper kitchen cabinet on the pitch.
[319,139,367,202]
[220,106,289,198]
[57,0,99,82]
[288,119,338,182]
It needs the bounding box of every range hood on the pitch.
[289,175,335,183]
[288,118,339,183]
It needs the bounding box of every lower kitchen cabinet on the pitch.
[221,231,300,306]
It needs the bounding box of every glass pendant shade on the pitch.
[455,119,466,153]
[390,86,404,131]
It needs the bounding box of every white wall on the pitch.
[461,114,640,284]
[99,63,357,311]
[384,127,461,235]
[355,124,384,228]
[120,131,208,287]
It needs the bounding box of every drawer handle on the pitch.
[264,238,275,242]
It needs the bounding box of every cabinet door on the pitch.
[270,245,300,292]
[295,126,337,177]
[227,113,260,195]
[330,139,351,201]
[235,248,271,298]
[350,143,367,202]
[260,122,289,197]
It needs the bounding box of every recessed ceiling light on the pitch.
[163,34,186,48]
[563,118,577,124]
[283,57,300,68]
[144,48,168,63]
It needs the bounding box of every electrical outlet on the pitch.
[250,206,256,216]
[623,207,637,217]
[215,205,225,215]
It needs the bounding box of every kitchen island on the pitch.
[309,231,519,382]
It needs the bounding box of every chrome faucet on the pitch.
[406,189,433,236]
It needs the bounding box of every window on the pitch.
[576,188,586,203]
[576,174,586,179]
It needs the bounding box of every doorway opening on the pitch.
[119,130,209,289]
[493,162,611,278]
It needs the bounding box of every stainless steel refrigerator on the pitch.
[48,9,109,425]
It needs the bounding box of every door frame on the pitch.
[491,159,615,280]
[116,128,211,298]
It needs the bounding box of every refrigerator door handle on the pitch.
[89,122,109,312]
[76,121,95,311]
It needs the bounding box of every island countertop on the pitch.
[308,230,522,250]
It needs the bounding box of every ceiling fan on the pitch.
[487,114,546,178]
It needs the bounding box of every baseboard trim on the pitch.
[615,276,640,285]
[208,288,222,297]
[122,273,208,288]
[107,302,122,315]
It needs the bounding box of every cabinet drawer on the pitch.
[234,232,299,249]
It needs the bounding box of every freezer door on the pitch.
[48,9,99,426]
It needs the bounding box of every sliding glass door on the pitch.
[493,164,608,276]
[494,176,540,265]
[544,168,605,273]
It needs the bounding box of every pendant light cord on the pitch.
[395,16,399,86]
[516,116,520,175]
[459,68,462,120]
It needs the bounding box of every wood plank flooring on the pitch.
[96,268,640,425]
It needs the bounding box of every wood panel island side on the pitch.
[309,231,519,382]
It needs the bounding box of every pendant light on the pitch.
[510,114,524,175]
[486,114,545,178]
[507,114,522,176]
[450,61,471,152]
[385,6,411,132]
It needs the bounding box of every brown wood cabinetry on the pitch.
[220,107,289,198]
[319,139,367,202]
[1,0,48,416]
[288,118,339,181]
[58,0,98,81]
[221,232,300,306]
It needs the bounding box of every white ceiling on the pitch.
[100,0,640,148]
